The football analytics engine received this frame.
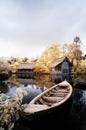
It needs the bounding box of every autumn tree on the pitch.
[35,42,60,73]
[62,36,82,71]
[23,57,28,62]
[76,60,86,74]
[0,57,10,74]
[62,43,75,59]
[16,57,22,63]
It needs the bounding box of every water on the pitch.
[0,74,86,130]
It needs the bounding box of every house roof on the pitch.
[18,62,35,69]
[50,57,72,68]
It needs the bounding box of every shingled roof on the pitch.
[18,62,35,69]
[51,57,72,68]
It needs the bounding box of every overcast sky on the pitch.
[0,0,86,58]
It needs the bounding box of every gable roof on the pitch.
[18,62,35,69]
[51,57,72,68]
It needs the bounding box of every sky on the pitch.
[0,0,86,58]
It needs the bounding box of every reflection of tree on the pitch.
[15,75,54,92]
[5,74,20,86]
[34,74,53,91]
[72,74,86,88]
[0,81,9,93]
[72,88,83,113]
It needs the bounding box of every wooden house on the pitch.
[50,57,73,76]
[17,62,35,78]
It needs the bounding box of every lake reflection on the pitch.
[0,74,86,130]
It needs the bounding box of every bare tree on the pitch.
[73,36,81,46]
[73,36,82,67]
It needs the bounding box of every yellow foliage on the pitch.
[72,59,86,73]
[62,43,81,59]
[16,57,22,63]
[80,60,86,69]
[35,42,60,73]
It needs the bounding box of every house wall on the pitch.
[61,61,69,74]
[53,61,71,75]
[17,69,35,78]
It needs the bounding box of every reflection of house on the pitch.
[17,63,35,78]
[17,78,36,85]
[50,57,73,75]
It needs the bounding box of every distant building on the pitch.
[17,62,35,78]
[50,57,73,76]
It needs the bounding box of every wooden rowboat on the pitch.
[21,80,73,120]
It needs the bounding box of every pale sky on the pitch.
[0,0,86,58]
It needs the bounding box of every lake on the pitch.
[0,74,86,130]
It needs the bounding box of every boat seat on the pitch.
[37,98,53,106]
[49,92,67,97]
[42,96,64,103]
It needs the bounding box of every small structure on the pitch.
[17,62,35,78]
[50,57,73,76]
